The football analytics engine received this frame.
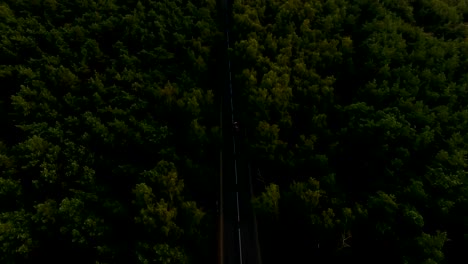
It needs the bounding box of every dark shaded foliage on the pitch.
[232,0,468,263]
[0,0,222,263]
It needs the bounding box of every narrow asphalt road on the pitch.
[219,0,262,264]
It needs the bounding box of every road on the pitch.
[218,0,262,264]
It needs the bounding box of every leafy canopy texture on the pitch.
[1,0,468,263]
[0,0,222,263]
[232,0,468,263]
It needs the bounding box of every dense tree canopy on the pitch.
[232,0,468,263]
[0,0,222,263]
[1,0,468,263]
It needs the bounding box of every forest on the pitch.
[0,0,467,263]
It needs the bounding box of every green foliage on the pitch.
[133,162,205,264]
[0,210,33,260]
[1,0,468,262]
[252,183,280,217]
[0,0,221,263]
[233,0,468,262]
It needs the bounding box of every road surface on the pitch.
[218,0,262,264]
